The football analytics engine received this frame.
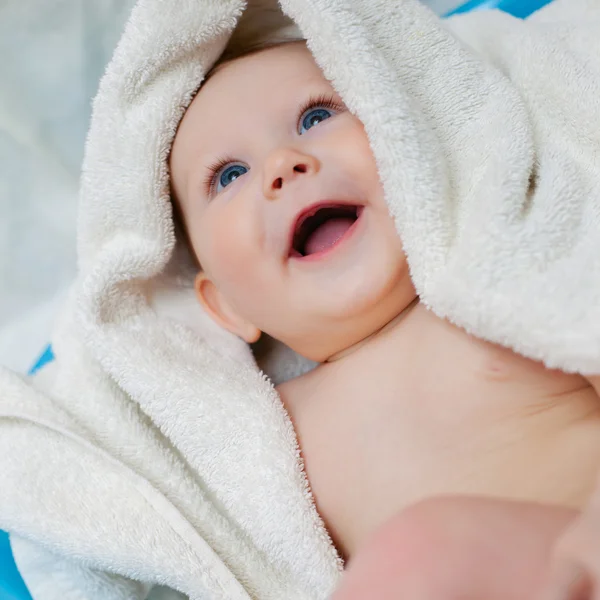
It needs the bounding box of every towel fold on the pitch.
[1,0,599,598]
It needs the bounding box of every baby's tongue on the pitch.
[304,217,355,255]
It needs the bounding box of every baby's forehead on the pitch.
[178,45,331,137]
[208,39,310,79]
[198,42,323,103]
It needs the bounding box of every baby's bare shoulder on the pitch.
[276,362,334,414]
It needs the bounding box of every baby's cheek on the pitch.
[207,211,274,315]
[208,210,256,274]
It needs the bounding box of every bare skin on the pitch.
[332,494,600,599]
[331,496,583,600]
[279,304,600,559]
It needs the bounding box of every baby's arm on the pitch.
[542,373,600,599]
[543,479,600,600]
[587,376,600,398]
[332,497,576,600]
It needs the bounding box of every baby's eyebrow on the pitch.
[301,81,339,97]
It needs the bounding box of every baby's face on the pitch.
[170,42,414,361]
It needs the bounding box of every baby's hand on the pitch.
[538,484,600,600]
[332,496,577,600]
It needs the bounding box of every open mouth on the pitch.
[289,203,363,258]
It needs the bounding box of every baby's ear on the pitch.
[194,272,261,343]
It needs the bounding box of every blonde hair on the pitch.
[208,3,305,75]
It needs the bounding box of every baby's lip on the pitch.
[287,200,365,258]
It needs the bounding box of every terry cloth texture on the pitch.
[0,0,599,598]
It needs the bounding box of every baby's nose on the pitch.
[263,148,320,199]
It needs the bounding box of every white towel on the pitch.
[1,0,599,598]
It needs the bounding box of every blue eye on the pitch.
[216,163,248,192]
[299,107,333,134]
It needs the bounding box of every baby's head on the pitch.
[170,39,415,362]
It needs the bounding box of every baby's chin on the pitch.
[255,273,414,365]
[251,298,413,378]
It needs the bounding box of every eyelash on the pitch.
[297,93,344,127]
[202,93,345,196]
[202,154,238,197]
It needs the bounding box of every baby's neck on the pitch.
[290,303,600,557]
[324,297,419,363]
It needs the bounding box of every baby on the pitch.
[169,37,600,571]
